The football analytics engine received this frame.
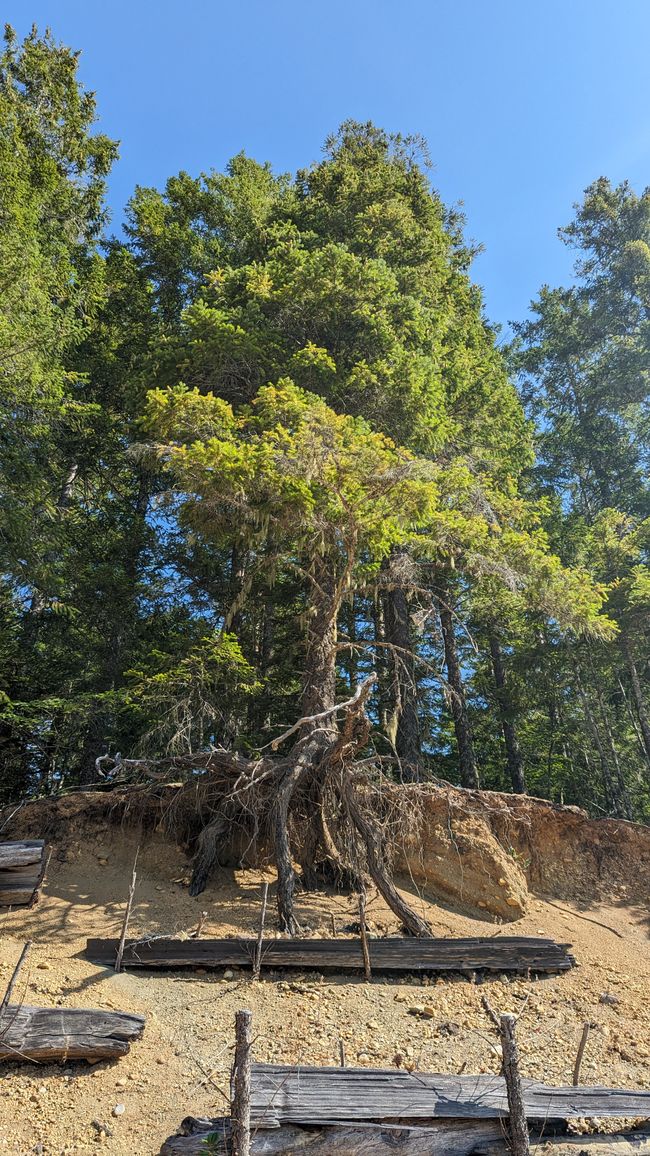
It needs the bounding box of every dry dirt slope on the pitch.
[0,788,649,1156]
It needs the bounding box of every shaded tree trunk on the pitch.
[621,635,650,769]
[438,577,479,790]
[489,633,526,794]
[382,553,421,782]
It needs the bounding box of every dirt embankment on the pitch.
[394,785,650,920]
[0,786,649,1156]
[5,783,650,922]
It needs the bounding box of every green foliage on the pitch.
[0,24,645,819]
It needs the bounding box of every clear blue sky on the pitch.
[6,1,650,331]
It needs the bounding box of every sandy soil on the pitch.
[0,826,649,1155]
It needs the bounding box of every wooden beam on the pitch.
[0,840,47,908]
[246,1064,650,1127]
[0,1005,145,1062]
[85,935,575,974]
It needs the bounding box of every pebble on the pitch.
[112,1104,125,1117]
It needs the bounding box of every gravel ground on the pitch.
[0,828,648,1155]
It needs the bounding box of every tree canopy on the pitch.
[1,27,648,834]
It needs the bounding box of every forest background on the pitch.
[1,16,649,827]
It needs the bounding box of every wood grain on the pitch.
[86,935,575,974]
[0,1004,145,1062]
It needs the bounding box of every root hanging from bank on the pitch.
[97,674,434,938]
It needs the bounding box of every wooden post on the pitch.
[0,942,31,1017]
[231,1010,252,1156]
[252,883,269,981]
[573,1022,591,1086]
[338,1038,346,1067]
[115,849,139,974]
[358,889,371,981]
[499,1014,530,1156]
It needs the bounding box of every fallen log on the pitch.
[160,1118,513,1155]
[160,1119,650,1155]
[85,935,575,975]
[0,840,47,907]
[0,1005,145,1062]
[246,1064,650,1127]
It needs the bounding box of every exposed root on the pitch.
[97,674,433,937]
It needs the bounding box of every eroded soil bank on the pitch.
[0,787,648,1155]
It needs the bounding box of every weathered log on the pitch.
[246,1064,650,1127]
[0,840,47,907]
[0,1005,145,1062]
[160,1119,650,1155]
[160,1118,509,1155]
[85,935,575,974]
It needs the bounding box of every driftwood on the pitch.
[160,1118,650,1155]
[0,840,47,906]
[85,935,575,975]
[244,1064,650,1127]
[0,1005,145,1062]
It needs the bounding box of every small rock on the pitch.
[112,1103,125,1117]
[36,962,51,971]
[600,991,620,1006]
[223,969,234,980]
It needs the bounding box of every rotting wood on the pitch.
[160,1118,511,1155]
[0,1005,145,1062]
[243,1064,650,1127]
[0,840,47,907]
[85,935,575,974]
[160,1119,650,1155]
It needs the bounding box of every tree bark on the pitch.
[621,635,650,768]
[499,1014,530,1156]
[489,634,526,794]
[382,553,421,782]
[438,578,479,790]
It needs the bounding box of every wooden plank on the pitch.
[0,840,46,908]
[247,1065,650,1126]
[160,1119,650,1155]
[0,886,39,905]
[85,936,575,974]
[0,1004,145,1062]
[0,841,44,869]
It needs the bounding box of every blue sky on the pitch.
[6,1,650,332]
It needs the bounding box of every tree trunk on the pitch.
[621,635,650,768]
[274,556,340,931]
[438,577,479,790]
[300,560,339,718]
[489,634,526,794]
[382,553,421,782]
